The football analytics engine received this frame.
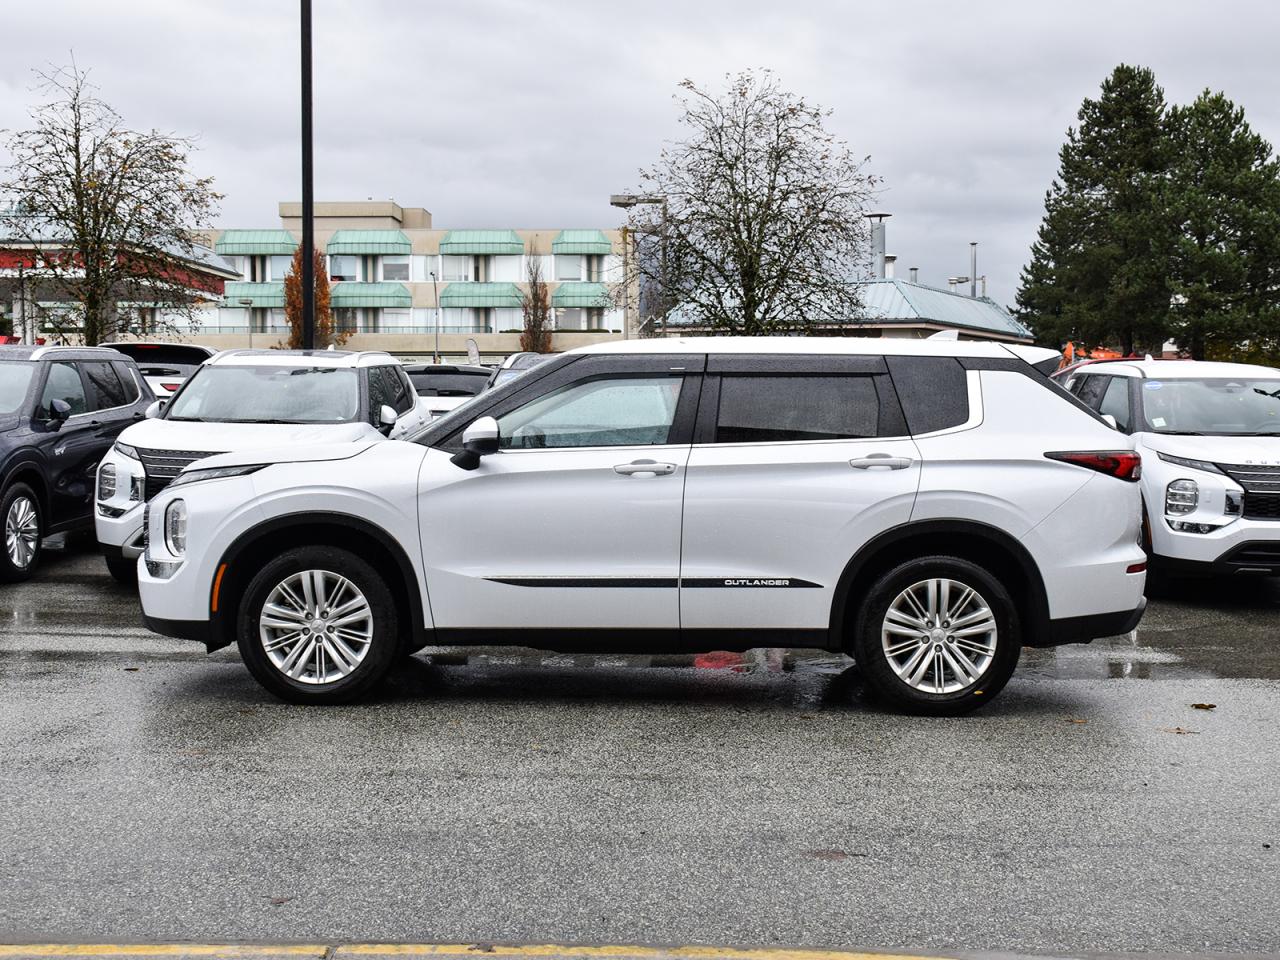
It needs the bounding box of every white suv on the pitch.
[137,337,1147,713]
[96,349,425,581]
[1056,358,1280,577]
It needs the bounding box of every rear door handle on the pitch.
[614,460,677,477]
[849,454,913,470]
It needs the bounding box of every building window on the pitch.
[440,255,474,282]
[380,255,410,282]
[221,255,248,279]
[268,255,293,281]
[380,308,412,330]
[490,255,522,282]
[555,255,583,281]
[492,308,522,332]
[329,255,360,282]
[218,307,248,331]
[441,308,488,333]
[556,308,585,331]
[333,308,361,333]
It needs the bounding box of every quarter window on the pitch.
[38,362,87,418]
[1099,376,1132,431]
[715,375,881,443]
[82,361,129,410]
[497,375,683,449]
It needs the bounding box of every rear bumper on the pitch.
[1043,597,1147,646]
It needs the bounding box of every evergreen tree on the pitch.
[1165,91,1280,360]
[1017,65,1171,354]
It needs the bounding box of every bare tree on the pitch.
[626,70,878,335]
[1,62,222,345]
[520,251,552,353]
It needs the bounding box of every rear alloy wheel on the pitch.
[0,484,43,582]
[237,546,399,704]
[853,556,1020,715]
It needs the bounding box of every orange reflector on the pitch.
[211,563,228,612]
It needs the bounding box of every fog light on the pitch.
[130,475,144,502]
[1165,479,1198,515]
[1168,519,1214,534]
[97,463,117,500]
[164,499,187,556]
[1225,490,1242,517]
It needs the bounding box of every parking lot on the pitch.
[1,538,1277,954]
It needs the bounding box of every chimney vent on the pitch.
[884,254,896,279]
[909,267,919,283]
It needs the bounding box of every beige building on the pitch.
[185,201,632,361]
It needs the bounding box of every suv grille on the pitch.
[1217,463,1280,521]
[136,448,222,500]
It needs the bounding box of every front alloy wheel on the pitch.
[237,545,400,704]
[259,570,374,684]
[0,483,43,582]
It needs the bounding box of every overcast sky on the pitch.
[3,0,1278,304]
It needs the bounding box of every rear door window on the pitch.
[82,361,129,410]
[714,375,882,443]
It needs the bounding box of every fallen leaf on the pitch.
[1064,717,1088,725]
[269,895,293,906]
[807,848,866,861]
[1159,726,1199,735]
[123,667,139,672]
[1191,703,1217,710]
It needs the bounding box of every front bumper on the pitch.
[141,611,214,645]
[1154,541,1280,577]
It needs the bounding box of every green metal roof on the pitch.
[222,282,286,308]
[857,278,1033,339]
[439,230,524,255]
[551,282,610,308]
[214,230,298,256]
[326,230,411,255]
[552,230,612,255]
[439,282,523,308]
[330,282,412,308]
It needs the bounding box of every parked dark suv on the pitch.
[0,346,153,580]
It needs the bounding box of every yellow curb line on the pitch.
[0,946,950,960]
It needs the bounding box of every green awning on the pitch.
[439,282,523,308]
[552,230,612,255]
[214,230,298,256]
[326,230,411,255]
[439,230,524,255]
[330,282,412,308]
[223,282,286,308]
[552,282,610,308]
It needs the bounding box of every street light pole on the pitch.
[300,0,315,350]
[609,193,667,338]
[430,270,441,363]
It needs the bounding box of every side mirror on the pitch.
[47,398,71,430]
[144,400,164,419]
[1102,414,1119,430]
[379,404,399,434]
[450,416,500,470]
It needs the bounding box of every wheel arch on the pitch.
[2,458,51,531]
[209,512,428,654]
[828,519,1051,650]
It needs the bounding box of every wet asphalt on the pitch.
[0,542,1277,955]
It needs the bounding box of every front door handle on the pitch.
[849,454,913,470]
[614,459,677,477]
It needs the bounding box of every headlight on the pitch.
[164,499,187,556]
[97,463,117,500]
[168,463,266,489]
[1165,479,1199,515]
[1157,452,1222,474]
[113,441,141,460]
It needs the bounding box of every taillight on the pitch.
[161,382,181,392]
[1046,450,1142,482]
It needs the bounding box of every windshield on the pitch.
[166,365,360,423]
[0,363,36,415]
[1140,377,1280,435]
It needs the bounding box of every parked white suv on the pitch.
[96,349,425,581]
[1056,358,1280,577]
[137,337,1147,713]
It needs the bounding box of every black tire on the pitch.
[851,555,1020,716]
[105,555,138,585]
[236,545,400,704]
[0,483,43,583]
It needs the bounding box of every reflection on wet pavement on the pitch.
[6,541,1280,686]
